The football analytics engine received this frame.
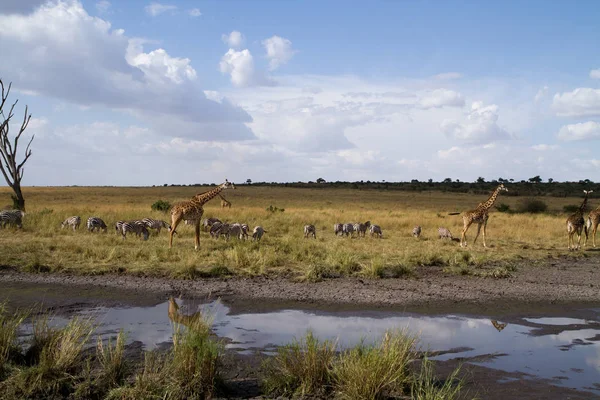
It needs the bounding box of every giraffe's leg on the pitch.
[194,221,201,250]
[461,220,471,248]
[482,218,489,248]
[169,214,182,248]
[594,222,598,248]
[577,230,582,250]
[473,223,482,245]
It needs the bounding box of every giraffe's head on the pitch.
[221,179,236,190]
[497,184,508,192]
[584,190,594,195]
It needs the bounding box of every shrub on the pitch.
[151,200,172,213]
[563,204,580,213]
[495,203,511,213]
[516,198,548,214]
[265,205,285,213]
[411,357,465,400]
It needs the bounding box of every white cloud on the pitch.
[552,88,600,117]
[219,48,274,87]
[440,101,510,144]
[557,121,600,141]
[262,35,296,70]
[0,0,253,141]
[534,86,549,103]
[590,69,600,79]
[96,0,110,14]
[188,8,201,17]
[418,89,465,109]
[221,31,244,48]
[432,72,462,80]
[144,2,177,17]
[531,144,558,151]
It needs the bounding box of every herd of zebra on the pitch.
[60,216,170,240]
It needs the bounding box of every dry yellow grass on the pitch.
[0,185,594,278]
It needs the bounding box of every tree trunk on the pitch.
[11,185,25,211]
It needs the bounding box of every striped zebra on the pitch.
[342,223,355,237]
[142,218,171,234]
[252,226,267,241]
[334,223,344,236]
[0,210,24,228]
[202,217,221,231]
[438,227,453,240]
[240,223,250,240]
[115,220,125,234]
[412,225,422,238]
[61,216,81,231]
[353,221,371,237]
[209,222,223,238]
[87,217,107,233]
[369,224,383,238]
[304,224,316,239]
[121,221,149,240]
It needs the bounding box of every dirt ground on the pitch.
[1,257,600,399]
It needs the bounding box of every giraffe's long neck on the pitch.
[479,186,503,211]
[193,185,225,206]
[579,193,590,214]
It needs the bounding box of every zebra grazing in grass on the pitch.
[304,224,316,239]
[252,226,266,241]
[228,224,245,240]
[121,221,149,240]
[438,227,453,240]
[369,224,383,238]
[0,210,24,228]
[240,223,250,240]
[202,217,221,232]
[209,222,223,238]
[334,223,343,236]
[342,223,355,237]
[412,225,422,238]
[354,221,371,237]
[115,220,125,234]
[142,218,171,234]
[61,216,81,231]
[87,217,107,233]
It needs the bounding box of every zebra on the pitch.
[342,223,355,237]
[0,210,24,228]
[209,222,223,238]
[61,216,81,231]
[228,223,245,240]
[438,227,453,240]
[240,223,250,240]
[304,224,316,239]
[115,220,125,234]
[142,218,171,234]
[369,224,383,238]
[87,217,107,233]
[412,225,422,238]
[353,221,371,237]
[202,217,221,231]
[252,226,267,241]
[121,221,149,240]
[334,223,344,236]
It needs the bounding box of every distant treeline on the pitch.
[155,178,600,198]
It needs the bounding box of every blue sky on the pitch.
[0,0,599,186]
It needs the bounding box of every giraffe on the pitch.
[168,297,204,329]
[169,180,235,250]
[458,184,508,248]
[585,204,600,248]
[567,190,592,251]
[491,320,507,332]
[219,194,232,209]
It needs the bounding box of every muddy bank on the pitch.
[1,257,600,315]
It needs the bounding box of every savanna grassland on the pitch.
[0,185,595,280]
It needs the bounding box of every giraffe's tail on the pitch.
[448,212,461,216]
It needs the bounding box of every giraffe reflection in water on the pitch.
[491,319,507,332]
[168,297,206,329]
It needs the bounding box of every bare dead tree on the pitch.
[0,79,34,211]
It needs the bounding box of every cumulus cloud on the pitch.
[0,1,253,141]
[440,101,510,144]
[145,2,177,16]
[552,88,600,117]
[418,89,465,109]
[557,121,600,141]
[262,35,296,70]
[534,86,549,103]
[221,31,244,48]
[219,48,274,87]
[188,8,201,17]
[590,69,600,79]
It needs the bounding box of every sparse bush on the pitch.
[495,203,511,213]
[151,200,172,213]
[265,205,285,213]
[411,357,465,400]
[516,198,547,214]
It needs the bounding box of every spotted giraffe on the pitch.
[219,194,231,209]
[455,184,508,248]
[585,205,600,248]
[169,180,236,249]
[567,190,592,251]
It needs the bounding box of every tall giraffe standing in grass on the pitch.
[218,194,231,209]
[567,190,592,251]
[169,180,235,250]
[585,204,600,247]
[455,184,508,248]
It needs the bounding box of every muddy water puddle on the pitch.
[24,300,600,395]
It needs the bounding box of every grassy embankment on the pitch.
[0,185,594,279]
[0,303,468,399]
